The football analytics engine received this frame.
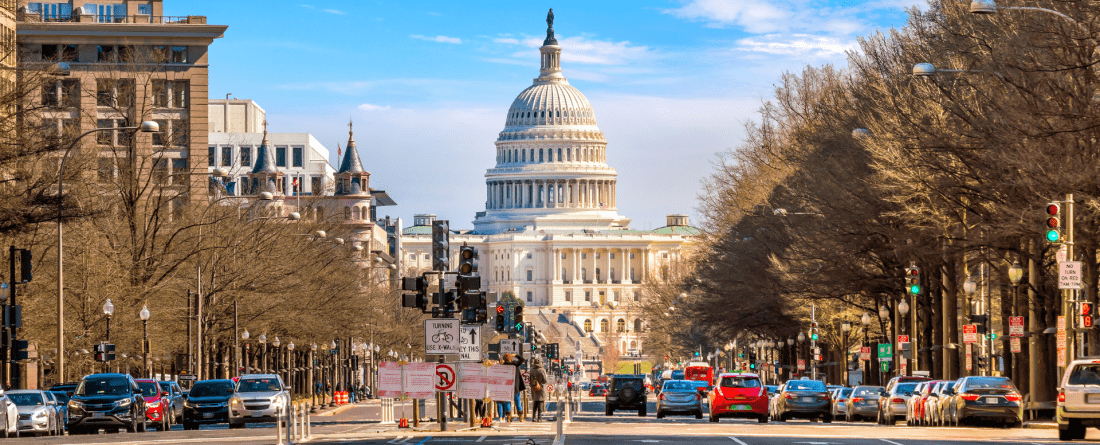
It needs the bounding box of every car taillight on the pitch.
[658,393,665,401]
[784,393,793,399]
[852,397,863,403]
[891,398,904,403]
[1058,391,1066,403]
[959,393,980,401]
[838,398,847,403]
[1005,393,1022,402]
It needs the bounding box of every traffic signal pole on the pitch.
[1064,194,1075,377]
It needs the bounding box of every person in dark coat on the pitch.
[507,354,526,420]
[528,357,549,421]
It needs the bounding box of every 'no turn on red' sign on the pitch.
[1060,261,1083,290]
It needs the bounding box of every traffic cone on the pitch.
[398,417,409,428]
[481,416,492,427]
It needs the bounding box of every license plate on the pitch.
[92,412,105,418]
[251,411,263,417]
[801,397,814,402]
[985,397,999,404]
[732,405,751,411]
[1086,394,1100,404]
[203,413,214,418]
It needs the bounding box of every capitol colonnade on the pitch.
[485,179,616,210]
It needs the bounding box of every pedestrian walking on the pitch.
[529,357,548,421]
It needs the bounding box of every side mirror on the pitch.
[227,387,236,394]
[161,392,169,398]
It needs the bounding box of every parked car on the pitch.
[905,381,935,426]
[708,373,768,423]
[2,396,15,437]
[160,380,184,425]
[182,379,235,430]
[9,389,62,436]
[845,386,884,422]
[923,381,954,426]
[1059,358,1100,440]
[228,374,290,428]
[135,379,172,431]
[605,374,647,416]
[769,383,786,420]
[884,376,930,393]
[878,381,919,425]
[49,391,70,426]
[943,376,1022,428]
[773,379,832,423]
[831,387,853,418]
[66,373,148,434]
[656,379,703,419]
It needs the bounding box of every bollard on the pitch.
[565,390,572,423]
[555,395,564,443]
[289,403,298,441]
[306,402,313,439]
[381,398,395,424]
[276,406,286,445]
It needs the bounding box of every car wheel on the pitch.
[656,410,664,419]
[823,414,833,424]
[710,413,718,422]
[695,410,703,419]
[638,406,646,417]
[758,414,768,424]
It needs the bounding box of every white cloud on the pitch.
[735,34,857,58]
[299,4,315,9]
[410,34,462,44]
[493,37,520,44]
[357,103,391,111]
[664,0,918,36]
[323,9,345,15]
[664,0,791,33]
[495,35,654,67]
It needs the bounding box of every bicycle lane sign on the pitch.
[425,319,461,355]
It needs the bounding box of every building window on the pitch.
[584,319,592,332]
[97,44,134,62]
[240,146,252,167]
[152,119,188,147]
[410,254,416,260]
[151,80,188,108]
[600,319,609,333]
[527,291,533,302]
[561,252,566,259]
[663,253,669,258]
[97,157,114,182]
[526,252,532,259]
[595,268,601,281]
[581,268,587,281]
[565,291,571,302]
[630,268,635,281]
[585,291,591,302]
[526,270,533,282]
[311,176,322,195]
[581,253,586,259]
[599,291,606,305]
[630,252,635,259]
[172,158,188,185]
[614,291,620,301]
[96,119,130,146]
[610,269,615,281]
[40,118,75,140]
[41,79,79,108]
[171,46,189,63]
[617,319,626,333]
[596,253,600,259]
[610,253,615,259]
[41,44,78,62]
[96,78,135,108]
[292,146,303,167]
[561,268,566,281]
[154,45,190,63]
[152,158,168,184]
[634,319,643,332]
[208,146,215,165]
[633,292,639,302]
[93,3,128,23]
[276,146,287,167]
[221,146,232,167]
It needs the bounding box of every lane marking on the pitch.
[416,437,433,445]
[729,437,750,445]
[879,440,904,445]
[477,436,487,442]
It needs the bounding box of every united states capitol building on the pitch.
[401,12,698,370]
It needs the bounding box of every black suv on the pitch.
[66,373,148,434]
[605,374,647,416]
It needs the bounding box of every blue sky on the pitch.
[172,0,922,230]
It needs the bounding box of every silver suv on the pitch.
[228,374,290,428]
[1058,358,1100,440]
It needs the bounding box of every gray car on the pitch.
[8,390,61,436]
[878,382,919,425]
[228,374,290,428]
[845,386,883,422]
[656,380,703,419]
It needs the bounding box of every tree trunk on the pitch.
[931,260,944,379]
[942,252,959,380]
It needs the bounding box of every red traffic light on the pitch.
[1082,303,1092,316]
[1047,203,1060,216]
[1047,217,1060,228]
[496,305,505,314]
[909,268,919,276]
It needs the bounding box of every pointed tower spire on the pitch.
[537,9,564,82]
[335,120,369,196]
[339,120,365,175]
[247,119,284,194]
[251,119,277,174]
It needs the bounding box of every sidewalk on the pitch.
[1024,421,1057,430]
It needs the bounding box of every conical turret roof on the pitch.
[251,121,278,174]
[338,121,366,174]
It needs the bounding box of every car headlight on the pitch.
[68,400,84,410]
[183,400,193,409]
[116,398,132,408]
[147,401,160,408]
[230,398,241,406]
[33,410,48,418]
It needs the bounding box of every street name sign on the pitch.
[459,325,482,362]
[877,343,892,361]
[424,319,460,355]
[1060,261,1083,290]
[963,325,978,344]
[1009,316,1024,337]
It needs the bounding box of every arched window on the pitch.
[352,207,360,220]
[584,319,592,332]
[634,319,643,332]
[610,268,615,281]
[557,148,562,162]
[617,319,626,333]
[539,149,544,162]
[561,268,567,281]
[522,150,526,162]
[344,206,351,220]
[630,268,635,281]
[629,340,637,349]
[599,319,609,333]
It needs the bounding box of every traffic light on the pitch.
[458,245,478,275]
[546,343,559,360]
[1082,303,1093,328]
[432,220,450,271]
[401,277,429,311]
[495,305,507,332]
[513,304,524,331]
[906,265,920,295]
[11,339,28,361]
[749,362,756,370]
[474,292,488,323]
[93,343,115,362]
[1045,203,1061,243]
[18,249,31,283]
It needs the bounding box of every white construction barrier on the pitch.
[380,398,395,424]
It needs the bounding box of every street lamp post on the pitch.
[102,299,114,373]
[861,312,871,385]
[287,342,295,397]
[898,299,910,376]
[879,305,890,380]
[1008,260,1024,385]
[140,305,150,378]
[241,330,251,374]
[272,337,282,381]
[841,320,851,385]
[56,121,160,383]
[258,334,267,373]
[964,275,979,376]
[311,343,318,411]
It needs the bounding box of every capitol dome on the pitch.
[473,11,628,235]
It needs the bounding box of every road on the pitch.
[7,396,1083,444]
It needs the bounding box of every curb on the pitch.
[314,403,361,417]
[1025,423,1057,430]
[553,434,566,445]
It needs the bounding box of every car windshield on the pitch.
[785,380,826,392]
[8,393,43,406]
[721,376,761,388]
[137,382,161,397]
[765,385,779,394]
[1069,365,1100,385]
[159,382,175,394]
[966,377,1015,390]
[662,380,695,391]
[77,377,131,396]
[189,381,234,397]
[894,383,918,395]
[237,378,281,392]
[612,379,642,391]
[854,386,883,396]
[50,392,70,404]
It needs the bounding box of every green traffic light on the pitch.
[811,333,818,341]
[1046,229,1061,242]
[909,284,920,294]
[515,322,523,331]
[749,363,756,369]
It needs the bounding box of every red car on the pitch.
[708,373,769,423]
[589,384,608,397]
[135,379,172,431]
